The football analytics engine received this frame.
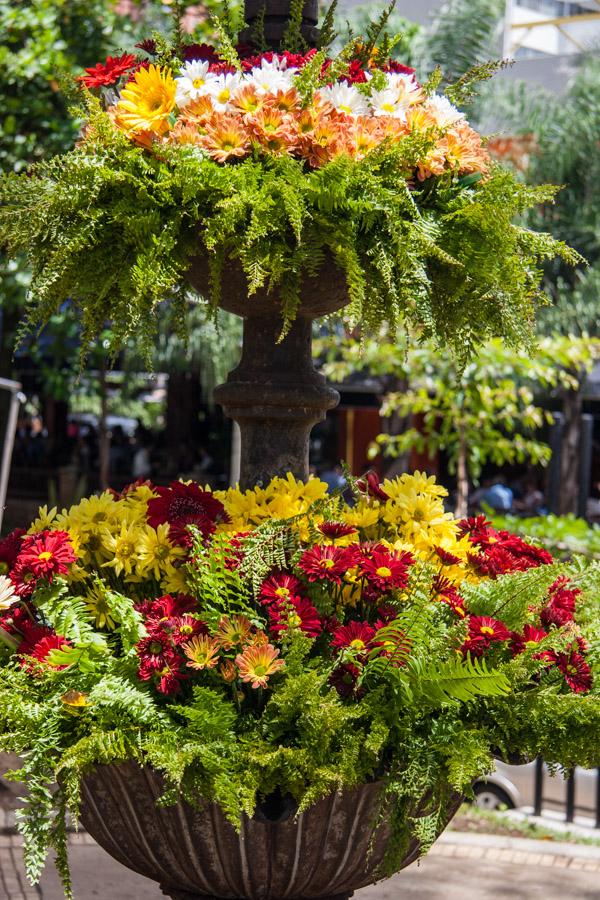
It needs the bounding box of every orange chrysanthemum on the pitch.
[169,121,203,145]
[180,95,214,127]
[183,635,220,671]
[264,87,302,114]
[249,107,298,155]
[444,122,490,175]
[231,84,265,117]
[214,614,254,650]
[235,642,285,689]
[201,116,251,163]
[116,64,176,137]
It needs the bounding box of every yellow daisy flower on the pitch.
[136,524,184,581]
[101,521,141,578]
[84,583,118,630]
[116,65,176,137]
[28,505,58,534]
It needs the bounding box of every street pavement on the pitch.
[2,830,600,900]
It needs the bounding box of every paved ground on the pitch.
[2,831,599,900]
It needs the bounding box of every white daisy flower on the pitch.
[175,60,211,108]
[318,81,370,117]
[247,63,296,96]
[0,575,17,610]
[424,94,465,128]
[204,72,243,111]
[385,72,423,106]
[370,88,409,119]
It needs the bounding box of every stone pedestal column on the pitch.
[186,255,349,489]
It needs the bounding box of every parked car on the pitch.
[474,761,598,818]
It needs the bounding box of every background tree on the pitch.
[320,334,600,517]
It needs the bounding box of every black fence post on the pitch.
[534,757,544,817]
[578,414,594,521]
[566,769,576,824]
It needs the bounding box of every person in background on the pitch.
[472,475,514,513]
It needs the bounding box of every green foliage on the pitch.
[411,655,510,705]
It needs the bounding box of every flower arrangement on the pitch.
[0,7,579,360]
[1,471,599,896]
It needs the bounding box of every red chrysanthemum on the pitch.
[374,603,398,628]
[136,593,197,624]
[135,38,157,55]
[356,471,389,501]
[434,579,467,618]
[11,531,76,597]
[259,572,305,605]
[0,528,26,569]
[434,546,461,566]
[268,596,322,638]
[331,620,376,654]
[240,49,316,70]
[511,624,548,655]
[78,53,138,88]
[317,521,357,539]
[540,577,580,629]
[155,662,186,696]
[0,604,32,636]
[462,615,511,657]
[297,545,356,584]
[136,630,180,676]
[166,615,208,647]
[184,42,221,62]
[457,515,492,541]
[329,662,363,699]
[384,61,416,76]
[462,517,552,578]
[147,482,228,545]
[346,60,368,84]
[358,547,414,595]
[556,650,592,694]
[18,628,71,670]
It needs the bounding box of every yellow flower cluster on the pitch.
[216,473,329,531]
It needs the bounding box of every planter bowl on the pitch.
[185,252,350,319]
[79,761,462,900]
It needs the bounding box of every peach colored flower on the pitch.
[444,122,490,175]
[264,87,302,114]
[183,635,220,670]
[214,615,254,650]
[231,84,265,117]
[200,116,251,163]
[180,95,214,127]
[249,107,298,156]
[170,121,203,146]
[235,642,285,689]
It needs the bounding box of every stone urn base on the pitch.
[79,762,462,900]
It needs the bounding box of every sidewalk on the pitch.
[0,828,597,900]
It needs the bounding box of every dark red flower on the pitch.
[155,662,186,696]
[374,603,398,628]
[317,522,357,540]
[240,49,317,71]
[166,615,208,646]
[540,577,580,629]
[137,593,197,625]
[0,604,32,636]
[434,546,461,566]
[436,581,467,618]
[78,53,138,88]
[137,630,180,675]
[18,629,71,670]
[331,620,376,654]
[356,471,389,501]
[0,528,26,569]
[462,615,511,657]
[384,61,416,76]
[358,547,413,595]
[259,572,305,605]
[457,515,491,540]
[184,43,221,62]
[511,624,548,655]
[320,614,340,633]
[135,39,157,55]
[147,482,228,545]
[556,651,592,694]
[298,545,356,584]
[346,60,368,84]
[11,531,76,597]
[329,662,363,699]
[268,596,322,638]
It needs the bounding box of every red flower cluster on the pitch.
[259,572,321,638]
[432,575,468,618]
[135,594,206,695]
[460,516,553,577]
[541,577,580,628]
[239,49,317,70]
[147,481,229,546]
[356,471,389,501]
[317,522,357,540]
[11,531,76,598]
[78,53,138,88]
[511,623,548,655]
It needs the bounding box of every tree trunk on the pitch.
[455,427,469,519]
[558,386,583,516]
